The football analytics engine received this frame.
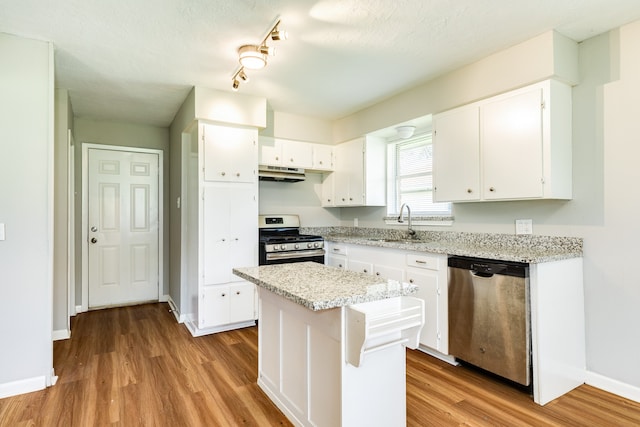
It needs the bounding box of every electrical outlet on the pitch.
[354,218,359,227]
[515,219,533,235]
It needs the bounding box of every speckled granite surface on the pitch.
[233,262,418,311]
[301,227,582,264]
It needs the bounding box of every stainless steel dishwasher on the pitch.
[448,256,531,386]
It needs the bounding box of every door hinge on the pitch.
[541,100,546,110]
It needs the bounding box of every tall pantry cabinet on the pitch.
[184,121,259,337]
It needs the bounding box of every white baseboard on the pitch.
[52,329,71,341]
[167,297,185,323]
[586,370,640,403]
[159,294,169,303]
[75,305,83,314]
[0,375,47,399]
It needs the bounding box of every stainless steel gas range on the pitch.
[258,215,325,265]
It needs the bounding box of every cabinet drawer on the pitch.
[406,253,440,271]
[328,243,348,256]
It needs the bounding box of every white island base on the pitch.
[258,287,421,427]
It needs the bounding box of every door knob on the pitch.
[90,226,97,232]
[90,237,97,244]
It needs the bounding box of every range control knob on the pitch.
[294,244,300,249]
[307,243,313,248]
[313,242,320,248]
[280,244,286,250]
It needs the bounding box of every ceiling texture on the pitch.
[2,0,640,127]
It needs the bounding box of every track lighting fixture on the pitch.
[230,17,287,91]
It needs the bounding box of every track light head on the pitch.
[259,45,276,56]
[270,28,288,41]
[232,79,240,91]
[238,69,249,82]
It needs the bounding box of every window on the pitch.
[387,133,451,216]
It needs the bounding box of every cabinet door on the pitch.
[481,87,543,200]
[259,137,282,166]
[281,140,313,169]
[347,259,373,275]
[406,269,440,350]
[203,186,231,285]
[200,285,230,328]
[327,254,347,269]
[333,138,363,206]
[203,184,257,285]
[374,264,406,282]
[433,105,480,202]
[203,124,257,183]
[229,282,256,323]
[321,172,335,207]
[312,144,333,171]
[228,186,258,273]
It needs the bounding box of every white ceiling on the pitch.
[3,0,640,127]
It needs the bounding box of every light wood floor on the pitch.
[1,303,639,426]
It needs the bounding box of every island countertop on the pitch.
[232,262,418,311]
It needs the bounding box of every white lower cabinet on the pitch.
[200,282,255,328]
[326,242,448,356]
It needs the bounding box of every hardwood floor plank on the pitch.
[1,303,639,427]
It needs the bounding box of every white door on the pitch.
[88,148,159,307]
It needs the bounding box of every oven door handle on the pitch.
[265,249,326,261]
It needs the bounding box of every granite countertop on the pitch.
[303,227,583,264]
[233,262,418,311]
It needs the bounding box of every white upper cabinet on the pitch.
[325,136,386,207]
[432,105,481,202]
[433,79,572,202]
[281,140,313,168]
[311,143,333,171]
[259,137,336,171]
[203,123,257,183]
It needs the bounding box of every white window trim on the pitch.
[386,131,452,221]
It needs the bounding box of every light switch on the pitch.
[0,223,5,241]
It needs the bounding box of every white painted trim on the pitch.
[159,294,169,303]
[81,144,164,311]
[586,370,640,403]
[45,41,55,391]
[184,316,255,337]
[52,329,71,341]
[67,135,76,319]
[0,376,47,399]
[167,296,185,323]
[75,305,83,315]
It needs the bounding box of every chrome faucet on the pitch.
[397,203,416,237]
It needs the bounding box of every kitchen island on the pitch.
[233,262,424,427]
